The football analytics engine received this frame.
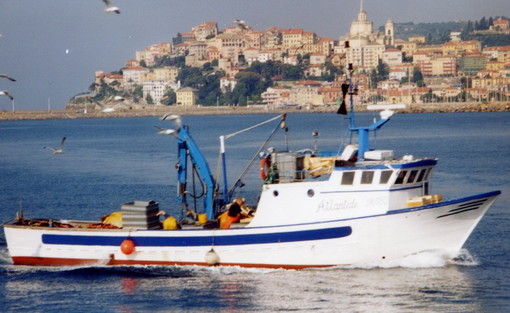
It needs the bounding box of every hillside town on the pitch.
[67,7,510,112]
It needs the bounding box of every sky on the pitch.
[0,0,508,111]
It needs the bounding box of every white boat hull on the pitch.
[4,191,499,269]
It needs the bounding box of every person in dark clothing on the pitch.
[219,198,249,229]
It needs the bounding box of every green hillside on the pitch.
[380,17,510,46]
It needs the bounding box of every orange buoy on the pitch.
[120,239,135,255]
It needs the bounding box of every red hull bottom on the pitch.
[11,256,332,270]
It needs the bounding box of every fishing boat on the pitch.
[3,81,500,269]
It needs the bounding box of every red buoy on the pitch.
[120,239,135,255]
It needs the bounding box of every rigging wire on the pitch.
[227,116,286,198]
[224,114,284,140]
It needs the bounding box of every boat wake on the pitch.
[0,249,478,278]
[0,262,280,278]
[0,248,12,265]
[324,249,479,270]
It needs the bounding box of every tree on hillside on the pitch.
[155,56,186,68]
[488,17,494,29]
[321,62,342,81]
[246,60,279,80]
[464,33,510,46]
[421,91,441,103]
[91,78,124,101]
[461,20,475,39]
[146,93,154,105]
[229,71,267,106]
[411,67,425,87]
[199,70,223,106]
[178,66,206,89]
[244,60,305,81]
[478,17,488,30]
[282,64,304,80]
[370,60,389,86]
[161,88,176,105]
[133,85,143,99]
[155,55,172,67]
[89,82,98,93]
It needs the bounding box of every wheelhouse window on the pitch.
[361,171,374,184]
[341,171,355,185]
[380,170,393,184]
[416,168,427,182]
[423,168,431,181]
[407,170,418,183]
[395,170,407,184]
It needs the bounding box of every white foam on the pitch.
[0,248,13,265]
[322,249,478,270]
[0,249,479,275]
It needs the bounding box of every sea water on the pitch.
[0,112,508,312]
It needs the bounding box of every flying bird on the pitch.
[160,112,179,121]
[0,91,13,100]
[160,113,182,128]
[0,74,16,82]
[154,126,176,136]
[44,137,66,154]
[233,19,248,30]
[102,0,120,14]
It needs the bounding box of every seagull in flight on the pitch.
[44,137,66,154]
[154,126,176,136]
[233,19,248,30]
[0,74,16,82]
[0,91,13,100]
[160,113,182,129]
[160,113,180,121]
[102,0,120,14]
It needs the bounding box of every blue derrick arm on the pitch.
[350,118,390,159]
[175,126,215,219]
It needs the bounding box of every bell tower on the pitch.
[384,19,395,46]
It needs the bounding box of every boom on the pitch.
[175,125,216,219]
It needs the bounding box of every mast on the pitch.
[219,135,229,204]
[340,60,403,159]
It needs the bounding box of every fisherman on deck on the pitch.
[219,197,252,229]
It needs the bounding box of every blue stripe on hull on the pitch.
[42,226,352,247]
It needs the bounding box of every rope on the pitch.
[227,116,286,198]
[224,114,284,140]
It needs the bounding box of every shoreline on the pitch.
[0,101,508,121]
